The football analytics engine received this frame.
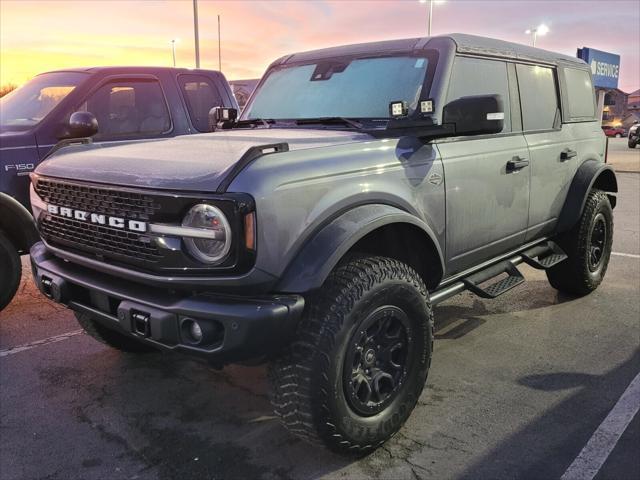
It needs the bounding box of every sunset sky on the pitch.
[1,0,639,92]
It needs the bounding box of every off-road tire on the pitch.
[0,230,21,312]
[629,139,637,148]
[74,311,157,353]
[268,255,433,455]
[547,190,613,295]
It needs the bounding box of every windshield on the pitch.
[242,56,429,122]
[0,72,87,131]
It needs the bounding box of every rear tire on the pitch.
[74,311,157,353]
[547,190,613,296]
[268,255,433,454]
[0,230,21,312]
[629,140,637,148]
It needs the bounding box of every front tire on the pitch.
[0,230,21,312]
[547,190,613,295]
[615,133,622,138]
[269,255,433,454]
[629,139,637,149]
[74,311,157,353]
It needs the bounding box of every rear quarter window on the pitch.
[563,68,596,120]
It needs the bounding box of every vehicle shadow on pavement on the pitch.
[456,349,640,480]
[433,279,577,339]
[47,349,353,480]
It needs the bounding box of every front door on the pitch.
[437,56,530,274]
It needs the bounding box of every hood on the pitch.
[35,128,373,192]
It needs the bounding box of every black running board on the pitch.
[462,261,524,299]
[430,240,567,305]
[520,241,568,270]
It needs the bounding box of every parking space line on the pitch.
[560,371,640,480]
[612,252,640,259]
[0,330,83,358]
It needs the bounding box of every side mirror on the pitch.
[209,107,238,131]
[67,111,99,139]
[442,94,504,137]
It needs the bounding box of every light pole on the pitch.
[193,0,200,68]
[525,24,549,47]
[419,0,445,36]
[170,39,178,67]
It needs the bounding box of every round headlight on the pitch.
[182,204,232,264]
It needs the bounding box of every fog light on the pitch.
[189,321,203,342]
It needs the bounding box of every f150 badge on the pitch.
[46,204,147,232]
[5,163,35,176]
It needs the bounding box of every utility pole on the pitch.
[217,14,222,71]
[171,39,177,67]
[193,0,200,68]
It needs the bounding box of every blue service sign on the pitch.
[577,47,620,89]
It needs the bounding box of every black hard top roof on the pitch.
[278,33,586,68]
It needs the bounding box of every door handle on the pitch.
[507,156,529,172]
[561,148,577,160]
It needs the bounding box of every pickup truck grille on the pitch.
[34,178,158,221]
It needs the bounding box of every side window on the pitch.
[446,56,511,133]
[82,79,171,138]
[516,64,559,131]
[178,75,224,132]
[563,68,596,119]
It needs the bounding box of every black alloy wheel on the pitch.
[345,306,410,416]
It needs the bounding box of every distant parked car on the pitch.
[629,123,639,148]
[0,66,238,311]
[602,126,626,137]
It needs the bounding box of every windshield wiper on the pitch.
[234,118,276,128]
[294,117,364,129]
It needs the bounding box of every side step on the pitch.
[520,241,568,270]
[462,261,524,299]
[430,240,568,305]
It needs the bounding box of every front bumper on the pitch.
[30,242,304,364]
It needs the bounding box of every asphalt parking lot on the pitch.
[1,169,639,479]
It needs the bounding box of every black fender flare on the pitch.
[556,160,618,234]
[276,204,444,293]
[0,192,39,254]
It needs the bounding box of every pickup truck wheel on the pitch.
[0,230,21,312]
[268,255,433,454]
[629,139,637,148]
[74,311,157,353]
[547,190,613,296]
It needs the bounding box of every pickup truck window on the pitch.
[179,75,224,132]
[446,56,511,132]
[243,56,429,120]
[81,79,171,138]
[516,64,559,131]
[0,72,87,131]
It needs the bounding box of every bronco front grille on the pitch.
[34,178,159,221]
[40,215,162,263]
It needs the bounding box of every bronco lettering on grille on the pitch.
[47,204,147,232]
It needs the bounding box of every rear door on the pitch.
[437,56,530,274]
[516,64,581,240]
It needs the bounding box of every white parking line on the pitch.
[0,330,83,358]
[561,371,640,480]
[612,252,640,259]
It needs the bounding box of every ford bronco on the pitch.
[29,34,617,453]
[0,66,237,311]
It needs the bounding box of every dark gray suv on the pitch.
[29,34,617,453]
